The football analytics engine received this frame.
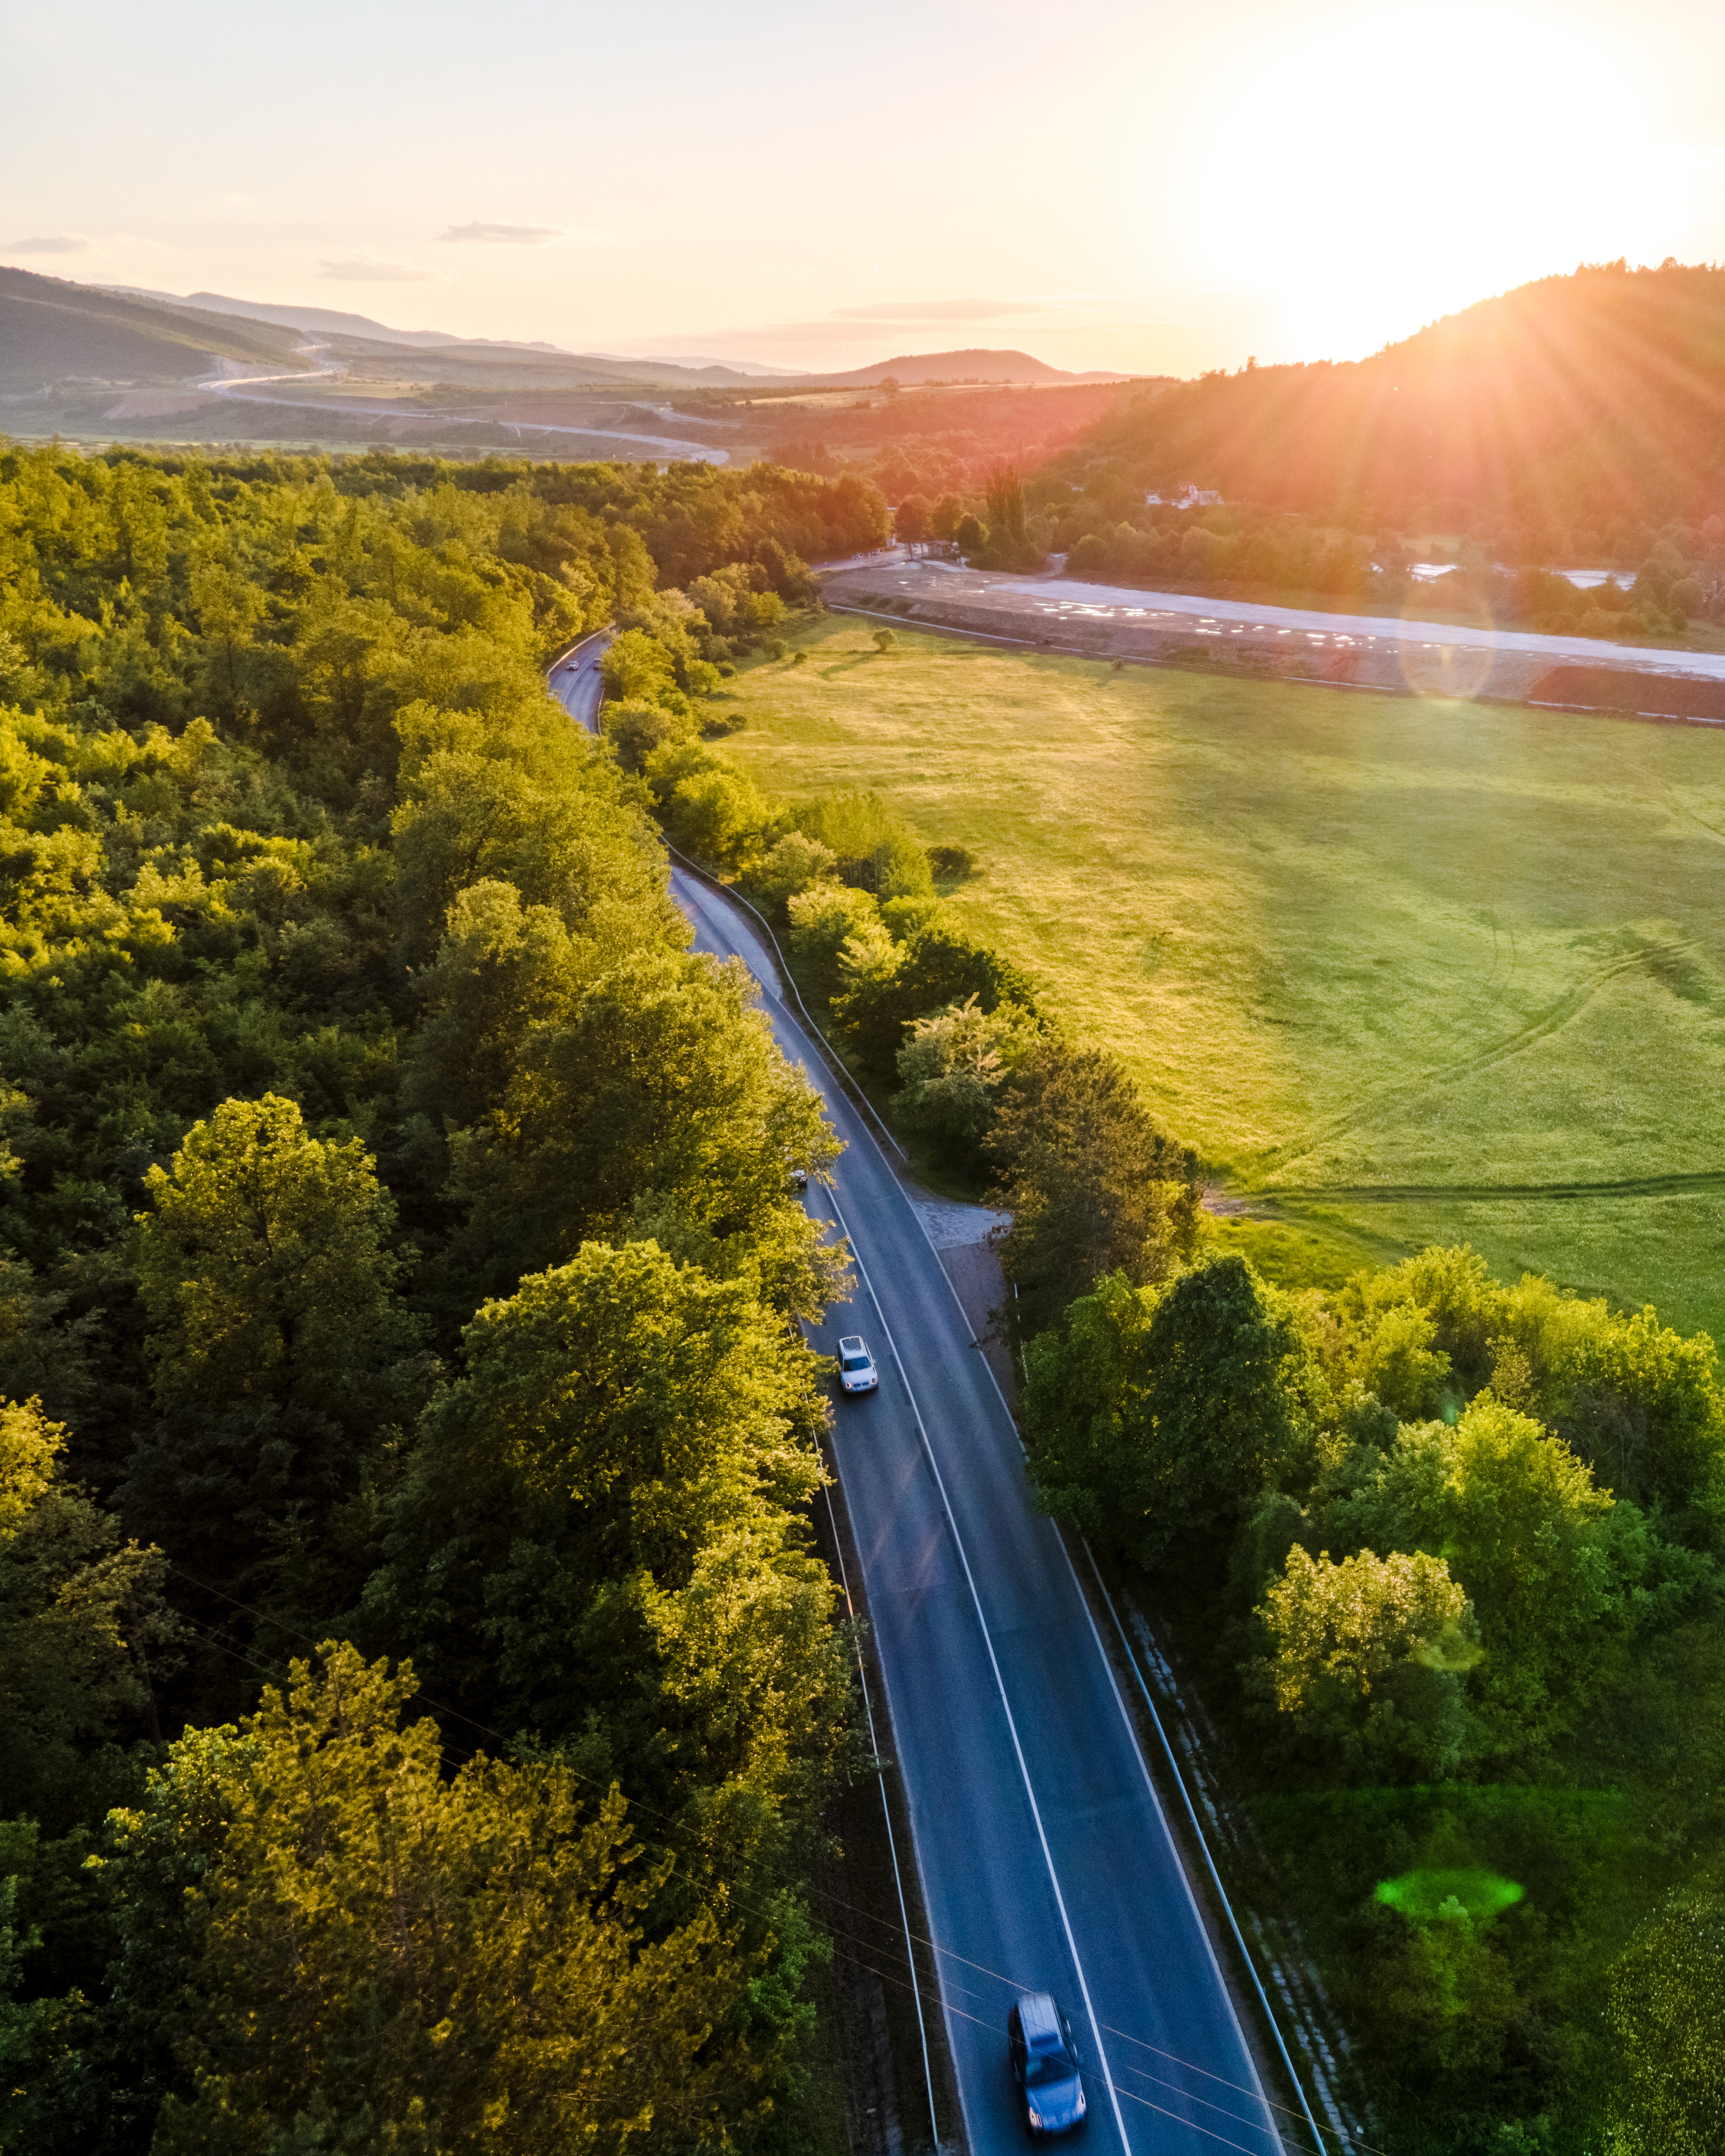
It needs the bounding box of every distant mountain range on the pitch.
[0,265,1132,396]
[105,288,571,353]
[0,266,306,389]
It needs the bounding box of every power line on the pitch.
[156,1564,1377,2155]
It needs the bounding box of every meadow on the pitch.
[722,617,1725,1340]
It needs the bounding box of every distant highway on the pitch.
[548,642,1289,2154]
[197,358,729,462]
[876,559,1725,684]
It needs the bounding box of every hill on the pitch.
[1074,262,1725,533]
[0,265,307,388]
[801,347,1130,388]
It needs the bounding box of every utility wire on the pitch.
[157,1565,1378,2156]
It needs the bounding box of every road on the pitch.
[550,644,1285,2153]
[883,560,1725,682]
[197,356,729,462]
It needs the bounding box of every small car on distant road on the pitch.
[1008,1992,1086,2136]
[836,1335,878,1395]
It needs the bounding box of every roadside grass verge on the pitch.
[720,616,1725,1340]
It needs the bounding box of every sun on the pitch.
[1192,3,1682,360]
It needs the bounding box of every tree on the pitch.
[601,695,695,773]
[1322,1395,1620,1756]
[445,951,841,1318]
[1022,1270,1159,1544]
[404,878,594,1138]
[660,764,775,878]
[1257,1545,1478,1773]
[0,1399,181,1830]
[896,494,929,546]
[186,554,266,718]
[1607,1888,1725,2156]
[598,625,681,709]
[124,1095,426,1655]
[1344,1301,1452,1420]
[367,1242,855,1858]
[114,1642,785,2156]
[1024,1255,1305,1564]
[985,466,1030,547]
[837,920,1033,1080]
[989,1045,1198,1331]
[739,831,837,919]
[894,995,1039,1157]
[954,513,988,558]
[786,883,882,1005]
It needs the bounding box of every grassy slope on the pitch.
[722,619,1725,1340]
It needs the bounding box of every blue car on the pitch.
[1008,1992,1087,2136]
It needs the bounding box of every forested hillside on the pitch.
[1074,259,1725,531]
[0,441,888,2151]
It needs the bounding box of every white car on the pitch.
[837,1335,878,1395]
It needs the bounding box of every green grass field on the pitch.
[721,617,1725,1340]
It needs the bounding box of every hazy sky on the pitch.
[4,0,1722,376]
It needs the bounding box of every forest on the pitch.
[0,440,893,2152]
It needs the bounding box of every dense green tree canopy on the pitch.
[0,441,872,2149]
[116,1643,778,2156]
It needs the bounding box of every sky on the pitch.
[3,0,1723,378]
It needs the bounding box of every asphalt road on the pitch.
[672,871,1282,2156]
[548,631,610,728]
[897,561,1725,681]
[199,380,728,462]
[551,631,1283,2155]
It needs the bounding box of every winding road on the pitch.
[196,357,730,462]
[550,636,1288,2156]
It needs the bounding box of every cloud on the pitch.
[439,221,563,245]
[832,298,1055,322]
[318,255,438,283]
[7,234,92,256]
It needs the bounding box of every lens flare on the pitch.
[1376,1868,1525,1921]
